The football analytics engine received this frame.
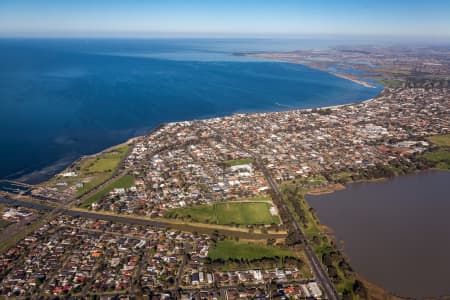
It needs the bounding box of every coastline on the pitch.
[329,71,376,88]
[2,44,382,185]
[307,97,376,111]
[18,87,383,187]
[236,52,377,89]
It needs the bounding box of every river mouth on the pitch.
[305,171,450,299]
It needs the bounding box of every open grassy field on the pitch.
[76,145,130,195]
[423,151,450,169]
[223,158,253,167]
[242,195,272,201]
[423,151,450,162]
[422,134,450,170]
[72,207,288,240]
[208,240,295,261]
[164,202,280,225]
[423,134,450,170]
[44,144,130,197]
[80,175,135,208]
[427,134,450,147]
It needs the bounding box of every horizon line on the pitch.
[1,32,450,43]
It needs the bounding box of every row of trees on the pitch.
[280,182,368,298]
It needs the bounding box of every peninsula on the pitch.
[237,45,450,90]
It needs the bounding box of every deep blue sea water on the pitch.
[0,39,381,183]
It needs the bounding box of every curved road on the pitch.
[2,123,340,299]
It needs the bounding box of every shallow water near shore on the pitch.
[0,38,380,183]
[306,171,450,298]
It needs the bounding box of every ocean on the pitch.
[0,38,381,183]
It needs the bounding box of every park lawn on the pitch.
[435,162,450,170]
[78,145,129,175]
[242,195,272,201]
[427,134,450,147]
[165,202,280,225]
[80,175,135,208]
[76,145,129,195]
[208,240,295,261]
[87,158,121,173]
[422,134,450,170]
[40,144,130,196]
[215,202,279,225]
[165,205,216,223]
[223,158,253,167]
[76,177,107,196]
[423,150,450,162]
[422,150,450,170]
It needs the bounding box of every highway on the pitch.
[254,158,339,300]
[203,122,339,300]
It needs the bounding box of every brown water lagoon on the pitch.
[306,171,450,298]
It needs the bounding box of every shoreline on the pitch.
[237,52,377,89]
[304,169,450,299]
[305,168,448,197]
[10,86,383,187]
[2,51,382,185]
[329,71,376,88]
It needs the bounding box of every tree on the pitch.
[353,280,368,299]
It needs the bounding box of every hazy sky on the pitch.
[1,0,449,39]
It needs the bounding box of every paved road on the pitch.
[0,214,38,244]
[75,169,129,206]
[0,193,75,247]
[174,243,191,299]
[2,123,339,299]
[0,197,287,241]
[0,147,134,250]
[203,122,339,300]
[179,280,312,296]
[255,158,339,300]
[0,196,166,228]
